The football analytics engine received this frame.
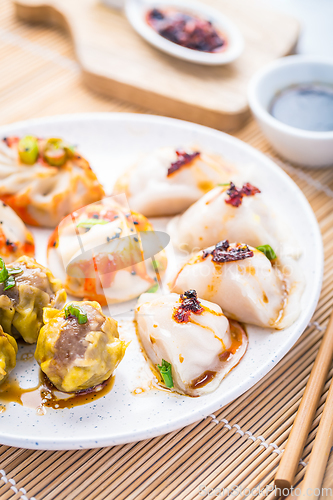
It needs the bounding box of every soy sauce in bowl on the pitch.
[269,84,333,132]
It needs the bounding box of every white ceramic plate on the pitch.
[0,113,322,450]
[124,0,244,65]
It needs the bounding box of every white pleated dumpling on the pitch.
[0,136,104,227]
[113,147,238,217]
[135,291,248,397]
[168,181,296,255]
[0,202,34,263]
[170,241,304,330]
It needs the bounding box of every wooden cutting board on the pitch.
[14,0,299,131]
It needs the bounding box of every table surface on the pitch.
[0,1,333,499]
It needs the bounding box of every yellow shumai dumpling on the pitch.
[0,326,17,385]
[0,256,66,344]
[35,301,127,393]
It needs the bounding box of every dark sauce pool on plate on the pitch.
[270,83,333,132]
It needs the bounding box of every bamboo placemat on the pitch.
[1,1,333,499]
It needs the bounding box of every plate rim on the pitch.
[0,112,323,449]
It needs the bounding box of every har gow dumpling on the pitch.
[113,147,238,217]
[135,290,248,397]
[0,202,34,263]
[47,197,168,305]
[168,181,296,255]
[170,241,304,330]
[0,136,105,227]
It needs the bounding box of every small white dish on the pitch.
[248,55,333,168]
[123,0,244,65]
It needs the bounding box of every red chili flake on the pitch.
[225,182,261,207]
[203,240,254,263]
[167,150,200,176]
[173,289,204,323]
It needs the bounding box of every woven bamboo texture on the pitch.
[0,1,333,499]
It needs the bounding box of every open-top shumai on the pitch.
[35,301,127,393]
[113,147,238,217]
[0,326,17,386]
[0,256,66,343]
[0,136,105,227]
[135,291,248,397]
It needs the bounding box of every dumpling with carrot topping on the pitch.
[0,256,66,344]
[0,326,17,385]
[113,147,238,216]
[0,202,34,263]
[168,181,296,255]
[0,136,105,227]
[35,301,127,393]
[170,241,304,330]
[47,197,168,305]
[135,290,248,397]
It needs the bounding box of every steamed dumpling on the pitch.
[168,181,295,254]
[170,241,304,330]
[0,256,66,343]
[0,326,17,385]
[35,301,127,393]
[47,197,168,305]
[113,147,238,216]
[0,136,105,227]
[0,202,34,263]
[135,291,248,397]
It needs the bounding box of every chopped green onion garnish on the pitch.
[43,138,75,166]
[217,182,231,186]
[0,258,22,290]
[256,245,277,261]
[65,303,88,324]
[157,359,174,388]
[4,275,16,291]
[76,219,109,229]
[18,136,39,165]
[147,283,159,293]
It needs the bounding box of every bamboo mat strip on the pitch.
[1,0,333,499]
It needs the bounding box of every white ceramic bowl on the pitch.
[248,55,333,168]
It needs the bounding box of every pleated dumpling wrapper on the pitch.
[135,291,248,397]
[168,181,299,257]
[170,241,305,330]
[35,301,127,393]
[113,147,238,217]
[0,201,34,263]
[0,136,105,227]
[0,326,17,385]
[47,197,168,305]
[0,256,66,344]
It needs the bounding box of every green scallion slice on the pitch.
[157,359,174,388]
[256,245,277,261]
[65,303,88,324]
[76,219,109,229]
